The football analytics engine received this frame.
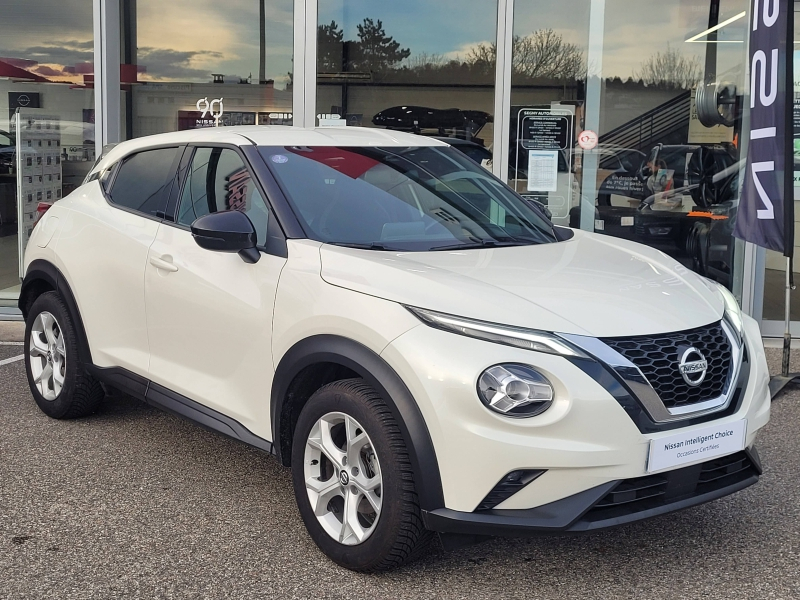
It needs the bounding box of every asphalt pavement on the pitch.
[1,320,799,599]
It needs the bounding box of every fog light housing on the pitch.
[477,364,554,417]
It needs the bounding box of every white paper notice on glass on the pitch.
[527,150,558,192]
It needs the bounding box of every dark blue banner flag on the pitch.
[734,0,793,256]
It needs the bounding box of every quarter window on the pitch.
[177,147,269,245]
[109,147,180,217]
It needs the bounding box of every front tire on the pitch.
[24,291,104,419]
[291,379,430,572]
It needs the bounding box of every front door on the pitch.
[144,146,286,439]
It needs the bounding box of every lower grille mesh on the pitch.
[582,451,756,523]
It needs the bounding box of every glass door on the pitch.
[506,0,750,295]
[0,1,95,306]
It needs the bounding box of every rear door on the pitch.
[55,146,181,374]
[144,145,286,438]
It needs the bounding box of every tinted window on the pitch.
[109,147,179,216]
[177,148,270,245]
[260,145,556,251]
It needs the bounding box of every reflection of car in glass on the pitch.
[20,126,768,572]
[372,106,492,140]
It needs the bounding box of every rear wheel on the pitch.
[291,379,431,572]
[24,292,104,419]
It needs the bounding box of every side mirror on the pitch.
[191,210,260,263]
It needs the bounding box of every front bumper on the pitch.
[381,312,771,531]
[423,447,761,536]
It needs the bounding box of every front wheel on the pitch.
[291,379,431,572]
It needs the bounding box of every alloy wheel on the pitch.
[29,311,66,401]
[303,411,383,546]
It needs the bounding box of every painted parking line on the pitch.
[0,342,24,346]
[0,355,24,367]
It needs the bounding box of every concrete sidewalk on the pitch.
[0,321,23,342]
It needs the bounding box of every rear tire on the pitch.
[24,291,104,419]
[291,378,431,572]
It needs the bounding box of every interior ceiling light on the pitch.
[685,11,746,43]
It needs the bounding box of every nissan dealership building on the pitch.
[0,0,798,336]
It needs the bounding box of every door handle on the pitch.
[149,255,179,272]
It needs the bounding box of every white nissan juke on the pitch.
[20,126,770,572]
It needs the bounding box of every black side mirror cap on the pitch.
[191,210,260,263]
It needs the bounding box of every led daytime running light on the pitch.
[716,283,743,342]
[406,306,586,357]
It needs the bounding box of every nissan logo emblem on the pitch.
[339,470,349,486]
[17,94,30,107]
[678,346,708,387]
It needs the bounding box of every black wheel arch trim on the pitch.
[19,259,93,365]
[271,334,445,510]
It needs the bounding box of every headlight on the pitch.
[477,364,554,417]
[405,306,589,358]
[715,283,743,341]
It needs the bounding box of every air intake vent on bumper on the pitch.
[475,470,545,511]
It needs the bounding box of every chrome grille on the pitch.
[601,322,732,410]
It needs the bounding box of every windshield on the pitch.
[259,145,557,251]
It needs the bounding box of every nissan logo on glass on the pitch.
[678,346,708,387]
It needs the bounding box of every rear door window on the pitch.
[109,147,180,217]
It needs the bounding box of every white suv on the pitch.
[19,126,771,572]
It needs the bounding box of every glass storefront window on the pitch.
[316,0,498,160]
[122,0,294,140]
[508,0,750,292]
[0,0,95,306]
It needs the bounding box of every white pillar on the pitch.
[492,0,513,181]
[93,0,121,154]
[580,0,606,231]
[293,0,317,128]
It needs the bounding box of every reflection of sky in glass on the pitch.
[0,0,755,88]
[136,0,294,87]
[513,0,749,81]
[0,0,93,84]
[319,0,497,61]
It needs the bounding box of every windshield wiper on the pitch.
[430,239,533,251]
[328,242,401,251]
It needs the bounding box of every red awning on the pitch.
[0,60,49,82]
[287,146,379,179]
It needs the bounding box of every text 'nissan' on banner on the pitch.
[733,0,793,255]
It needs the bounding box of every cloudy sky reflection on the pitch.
[0,0,751,87]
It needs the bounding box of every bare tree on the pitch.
[636,45,701,89]
[466,30,585,80]
[404,52,448,71]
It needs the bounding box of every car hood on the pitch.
[319,229,724,338]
